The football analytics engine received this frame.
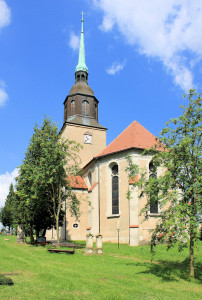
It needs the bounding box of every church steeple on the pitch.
[61,12,107,167]
[62,13,107,132]
[75,12,88,81]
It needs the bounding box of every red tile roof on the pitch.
[68,175,88,190]
[95,121,164,158]
[88,182,98,192]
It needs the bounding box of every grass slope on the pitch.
[0,236,201,299]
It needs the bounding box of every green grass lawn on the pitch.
[0,236,201,300]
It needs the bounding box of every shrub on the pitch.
[0,275,14,285]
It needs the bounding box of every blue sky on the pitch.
[0,0,202,210]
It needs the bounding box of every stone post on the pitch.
[86,234,93,254]
[16,225,25,243]
[96,234,103,254]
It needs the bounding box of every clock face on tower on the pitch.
[84,134,92,144]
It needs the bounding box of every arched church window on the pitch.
[149,161,155,173]
[81,74,85,81]
[77,74,80,81]
[71,100,75,115]
[88,172,92,186]
[149,161,158,214]
[82,100,89,116]
[111,164,119,215]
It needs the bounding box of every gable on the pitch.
[95,121,164,158]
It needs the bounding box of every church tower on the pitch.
[60,13,107,167]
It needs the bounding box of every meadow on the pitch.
[0,236,201,299]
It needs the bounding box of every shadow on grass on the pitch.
[28,240,86,249]
[126,258,202,282]
[0,275,14,286]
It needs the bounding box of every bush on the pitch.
[0,275,14,285]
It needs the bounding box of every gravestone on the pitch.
[16,225,25,243]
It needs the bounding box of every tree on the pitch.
[16,117,81,244]
[126,90,202,277]
[0,184,16,231]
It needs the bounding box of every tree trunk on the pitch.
[189,229,194,277]
[55,186,62,245]
[55,215,60,245]
[30,225,34,245]
[42,228,46,237]
[36,229,40,239]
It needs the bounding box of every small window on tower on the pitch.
[64,104,67,120]
[82,100,89,116]
[81,74,85,81]
[71,100,75,115]
[94,103,97,119]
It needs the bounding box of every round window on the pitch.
[72,223,79,229]
[112,164,118,175]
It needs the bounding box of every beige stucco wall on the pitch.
[98,153,130,243]
[61,123,106,168]
[82,162,100,236]
[45,191,88,241]
[84,149,161,245]
[65,190,88,240]
[46,148,163,245]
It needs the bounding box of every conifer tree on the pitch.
[0,184,16,231]
[16,117,81,244]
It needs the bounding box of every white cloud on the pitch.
[93,0,202,90]
[106,61,125,75]
[0,168,18,208]
[69,31,80,51]
[0,0,11,30]
[100,14,115,32]
[0,85,8,106]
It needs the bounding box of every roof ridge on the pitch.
[95,120,164,159]
[95,121,137,157]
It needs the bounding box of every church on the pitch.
[46,15,163,246]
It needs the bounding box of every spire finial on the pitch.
[81,11,85,32]
[75,12,88,74]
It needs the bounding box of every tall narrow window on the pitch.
[112,164,119,214]
[71,100,75,115]
[149,162,158,214]
[64,104,67,120]
[88,172,92,186]
[82,100,89,116]
[94,103,97,119]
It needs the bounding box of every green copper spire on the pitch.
[75,12,88,73]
